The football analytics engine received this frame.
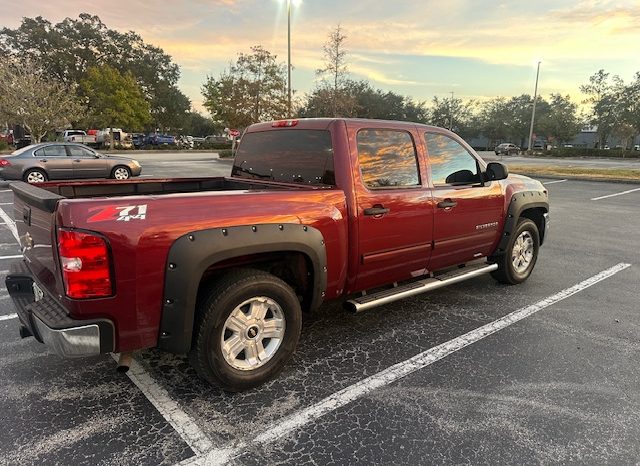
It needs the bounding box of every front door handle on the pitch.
[437,199,457,209]
[39,159,47,163]
[364,206,390,216]
[74,159,81,162]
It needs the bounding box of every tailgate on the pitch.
[10,182,65,293]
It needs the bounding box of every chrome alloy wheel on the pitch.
[511,231,535,274]
[113,167,130,180]
[220,297,286,371]
[26,171,46,183]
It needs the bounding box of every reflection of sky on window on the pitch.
[425,133,477,185]
[357,130,419,188]
[233,130,335,185]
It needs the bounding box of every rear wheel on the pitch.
[24,169,48,184]
[491,218,540,284]
[189,269,302,391]
[111,166,131,180]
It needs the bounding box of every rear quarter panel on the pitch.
[58,188,348,351]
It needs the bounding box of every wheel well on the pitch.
[520,207,546,243]
[196,251,314,312]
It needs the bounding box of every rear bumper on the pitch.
[5,260,115,357]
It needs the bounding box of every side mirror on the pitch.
[485,162,509,181]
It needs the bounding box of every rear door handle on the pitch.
[39,159,47,163]
[364,206,390,216]
[437,199,457,209]
[74,159,81,162]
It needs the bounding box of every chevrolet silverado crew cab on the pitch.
[6,118,549,391]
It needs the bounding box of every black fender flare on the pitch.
[493,191,549,256]
[158,223,327,353]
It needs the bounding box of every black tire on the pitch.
[111,166,131,180]
[23,169,48,183]
[189,269,302,392]
[491,218,540,284]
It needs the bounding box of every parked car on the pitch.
[5,118,549,391]
[147,133,175,146]
[0,142,142,183]
[62,130,98,147]
[634,145,640,151]
[131,133,146,149]
[495,143,520,156]
[96,128,134,149]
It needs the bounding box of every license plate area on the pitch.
[32,282,44,302]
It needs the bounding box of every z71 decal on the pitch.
[87,205,148,223]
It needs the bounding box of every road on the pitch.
[0,155,639,465]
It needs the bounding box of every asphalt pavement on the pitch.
[0,157,639,465]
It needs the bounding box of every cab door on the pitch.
[423,131,504,271]
[352,127,435,292]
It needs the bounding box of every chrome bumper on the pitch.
[32,315,101,358]
[5,260,114,358]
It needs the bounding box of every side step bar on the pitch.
[346,262,498,313]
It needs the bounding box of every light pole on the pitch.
[287,0,292,118]
[449,91,454,131]
[527,61,541,153]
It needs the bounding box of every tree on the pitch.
[541,94,581,144]
[316,25,350,117]
[428,96,477,138]
[581,70,618,148]
[0,14,187,124]
[201,46,288,128]
[478,97,511,146]
[0,59,84,142]
[80,65,151,131]
[300,79,428,122]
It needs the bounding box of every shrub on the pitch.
[543,148,640,158]
[0,141,9,151]
[218,149,235,158]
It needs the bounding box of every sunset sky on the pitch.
[2,0,639,113]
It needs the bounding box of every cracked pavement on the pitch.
[0,160,638,465]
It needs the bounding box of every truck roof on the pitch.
[247,118,446,133]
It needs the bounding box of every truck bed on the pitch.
[44,177,307,199]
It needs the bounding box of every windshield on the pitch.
[232,130,335,186]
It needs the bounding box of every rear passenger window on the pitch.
[357,129,420,189]
[425,133,481,185]
[35,146,67,157]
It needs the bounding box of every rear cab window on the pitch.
[232,130,335,186]
[356,129,420,189]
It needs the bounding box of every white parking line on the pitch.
[0,189,11,193]
[0,313,17,321]
[0,202,12,206]
[591,187,640,201]
[0,207,19,243]
[111,354,213,457]
[543,179,567,185]
[181,262,632,466]
[0,255,22,260]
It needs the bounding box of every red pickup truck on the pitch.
[6,118,549,391]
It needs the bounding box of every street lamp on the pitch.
[282,0,301,118]
[527,61,541,153]
[448,91,454,131]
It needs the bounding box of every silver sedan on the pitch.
[0,142,142,183]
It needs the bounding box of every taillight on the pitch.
[0,159,10,167]
[272,119,298,127]
[58,228,113,299]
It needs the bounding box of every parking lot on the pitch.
[0,155,639,465]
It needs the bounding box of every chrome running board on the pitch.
[346,262,498,313]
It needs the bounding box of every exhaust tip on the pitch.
[116,352,133,373]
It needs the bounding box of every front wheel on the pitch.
[189,269,302,392]
[111,166,131,180]
[491,218,540,284]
